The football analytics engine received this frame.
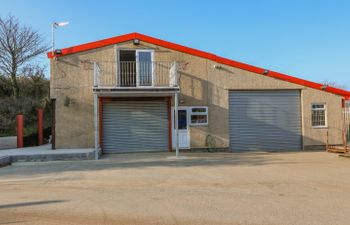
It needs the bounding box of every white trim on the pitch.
[311,103,327,128]
[189,106,209,126]
[117,49,155,87]
[171,106,191,149]
[312,126,328,129]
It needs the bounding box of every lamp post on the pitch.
[51,21,69,57]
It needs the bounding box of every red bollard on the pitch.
[16,115,24,148]
[37,108,43,146]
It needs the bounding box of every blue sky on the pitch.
[1,0,350,89]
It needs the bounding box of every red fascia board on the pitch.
[267,71,350,97]
[214,55,265,74]
[47,33,137,58]
[47,32,350,98]
[135,33,217,61]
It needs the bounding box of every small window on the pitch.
[190,107,208,125]
[311,103,327,127]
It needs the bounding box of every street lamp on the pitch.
[52,21,69,57]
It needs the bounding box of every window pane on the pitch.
[192,107,206,113]
[312,110,325,126]
[191,115,207,124]
[138,51,152,86]
[178,110,187,130]
[312,104,325,109]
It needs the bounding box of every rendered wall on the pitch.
[50,46,115,148]
[51,40,343,149]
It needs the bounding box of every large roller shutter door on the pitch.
[229,90,302,151]
[103,100,168,153]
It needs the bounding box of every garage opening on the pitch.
[229,90,302,151]
[102,98,169,153]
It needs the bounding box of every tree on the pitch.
[322,80,348,90]
[0,15,49,98]
[0,64,50,137]
[20,64,49,101]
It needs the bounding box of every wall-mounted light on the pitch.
[263,69,269,75]
[54,49,62,55]
[133,39,140,45]
[213,65,222,69]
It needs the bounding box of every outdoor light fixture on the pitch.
[54,49,62,55]
[133,39,140,45]
[55,22,69,27]
[213,65,222,69]
[263,69,269,75]
[52,21,69,57]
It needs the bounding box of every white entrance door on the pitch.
[172,107,190,149]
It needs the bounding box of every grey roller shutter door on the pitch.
[229,90,302,151]
[103,100,168,153]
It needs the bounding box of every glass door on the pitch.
[136,50,154,86]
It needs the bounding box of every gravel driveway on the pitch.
[0,151,349,225]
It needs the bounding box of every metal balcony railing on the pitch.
[93,61,178,88]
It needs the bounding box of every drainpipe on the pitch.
[175,91,179,157]
[93,62,100,160]
[173,61,180,158]
[94,93,100,160]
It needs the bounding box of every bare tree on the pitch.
[322,80,348,90]
[0,15,49,98]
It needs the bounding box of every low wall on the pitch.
[0,136,17,150]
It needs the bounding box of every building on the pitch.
[47,32,350,153]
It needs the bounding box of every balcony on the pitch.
[93,61,179,94]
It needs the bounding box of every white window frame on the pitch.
[117,49,154,87]
[136,49,154,87]
[189,106,208,126]
[311,103,327,128]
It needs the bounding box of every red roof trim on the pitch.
[47,33,137,58]
[47,32,350,98]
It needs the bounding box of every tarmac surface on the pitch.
[0,151,349,225]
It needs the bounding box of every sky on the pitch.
[1,0,350,89]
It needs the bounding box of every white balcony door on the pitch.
[172,107,190,149]
[136,50,154,86]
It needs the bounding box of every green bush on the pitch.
[0,74,51,146]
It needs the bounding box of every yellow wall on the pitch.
[51,40,344,149]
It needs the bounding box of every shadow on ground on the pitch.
[0,200,67,209]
